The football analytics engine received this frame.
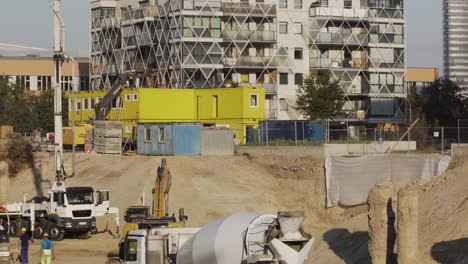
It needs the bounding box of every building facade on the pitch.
[90,0,405,124]
[444,0,468,89]
[0,44,90,92]
[406,67,438,93]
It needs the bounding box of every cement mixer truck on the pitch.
[119,211,314,264]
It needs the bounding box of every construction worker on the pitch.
[40,233,54,264]
[18,227,33,264]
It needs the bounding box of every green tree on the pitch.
[295,71,345,120]
[410,78,468,127]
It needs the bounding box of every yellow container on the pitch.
[63,124,93,145]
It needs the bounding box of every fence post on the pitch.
[266,121,269,147]
[441,127,445,154]
[294,121,298,146]
[458,119,461,144]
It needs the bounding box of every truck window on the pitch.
[125,239,138,261]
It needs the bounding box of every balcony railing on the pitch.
[224,56,276,67]
[223,30,276,42]
[314,32,368,46]
[309,7,404,20]
[239,83,277,94]
[122,6,158,21]
[309,57,369,69]
[309,7,368,19]
[221,3,276,16]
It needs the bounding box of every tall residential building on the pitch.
[90,0,405,124]
[444,0,468,89]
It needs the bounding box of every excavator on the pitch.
[119,159,187,249]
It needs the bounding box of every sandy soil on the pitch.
[4,151,467,264]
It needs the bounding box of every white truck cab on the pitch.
[122,227,200,264]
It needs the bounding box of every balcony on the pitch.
[239,83,277,94]
[122,5,158,21]
[309,57,368,70]
[314,32,368,46]
[224,56,276,68]
[309,7,368,19]
[265,109,278,119]
[223,29,276,42]
[221,3,276,17]
[368,8,404,20]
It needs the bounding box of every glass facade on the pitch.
[444,0,468,89]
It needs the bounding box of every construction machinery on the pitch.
[0,0,119,241]
[121,159,186,241]
[120,211,314,264]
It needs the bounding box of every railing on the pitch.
[315,32,368,45]
[223,30,276,42]
[122,5,158,21]
[239,83,277,94]
[309,7,404,20]
[309,7,367,19]
[369,34,404,44]
[368,8,404,19]
[221,3,276,16]
[224,56,275,67]
[309,57,368,69]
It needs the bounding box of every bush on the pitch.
[3,138,31,177]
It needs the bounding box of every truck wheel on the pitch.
[48,224,64,241]
[33,222,45,239]
[8,220,20,237]
[77,231,91,239]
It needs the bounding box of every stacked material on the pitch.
[85,128,94,151]
[94,121,122,154]
[0,126,13,139]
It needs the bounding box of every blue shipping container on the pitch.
[137,123,201,156]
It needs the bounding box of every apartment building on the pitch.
[0,44,90,91]
[444,0,468,90]
[90,0,405,125]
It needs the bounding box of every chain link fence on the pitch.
[245,120,468,154]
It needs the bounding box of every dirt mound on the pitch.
[308,160,468,264]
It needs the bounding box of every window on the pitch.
[112,98,117,109]
[292,23,302,34]
[125,125,132,134]
[144,127,151,142]
[133,94,138,101]
[76,99,82,111]
[294,0,302,8]
[250,94,259,107]
[37,76,52,91]
[158,127,165,143]
[344,0,352,8]
[279,98,289,110]
[124,239,138,262]
[90,98,96,109]
[294,73,303,85]
[279,22,288,34]
[126,94,131,101]
[279,0,287,8]
[84,98,89,110]
[16,76,30,90]
[279,73,288,85]
[294,48,303,59]
[79,76,89,91]
[61,76,72,91]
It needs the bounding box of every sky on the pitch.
[0,0,444,72]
